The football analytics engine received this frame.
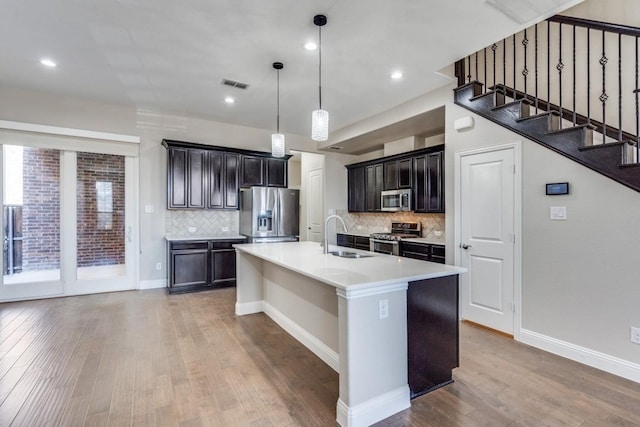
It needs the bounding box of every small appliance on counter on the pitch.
[370,222,421,255]
[240,187,300,243]
[381,189,412,212]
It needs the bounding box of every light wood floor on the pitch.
[0,288,638,426]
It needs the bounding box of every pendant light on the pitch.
[271,62,285,158]
[311,14,329,142]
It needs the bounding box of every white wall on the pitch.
[0,86,351,284]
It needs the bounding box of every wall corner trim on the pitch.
[519,329,640,384]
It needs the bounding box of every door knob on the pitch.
[460,243,472,250]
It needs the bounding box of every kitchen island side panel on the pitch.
[407,275,459,397]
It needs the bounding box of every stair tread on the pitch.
[469,89,505,103]
[579,141,627,152]
[490,99,532,111]
[545,123,596,135]
[455,81,484,91]
[515,111,560,123]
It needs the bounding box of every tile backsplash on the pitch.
[336,210,445,243]
[165,210,239,235]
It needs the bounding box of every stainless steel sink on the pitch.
[328,250,373,259]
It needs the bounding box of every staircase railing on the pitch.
[455,15,640,165]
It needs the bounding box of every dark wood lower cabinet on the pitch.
[336,233,370,251]
[400,241,446,264]
[407,274,459,398]
[168,238,245,294]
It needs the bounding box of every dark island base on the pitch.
[167,281,236,294]
[407,274,459,398]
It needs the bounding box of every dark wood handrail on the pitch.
[549,15,640,37]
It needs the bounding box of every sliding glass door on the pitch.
[1,145,137,301]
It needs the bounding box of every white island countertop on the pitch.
[233,241,465,292]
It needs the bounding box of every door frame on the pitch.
[454,141,522,340]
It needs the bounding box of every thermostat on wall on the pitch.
[546,182,569,195]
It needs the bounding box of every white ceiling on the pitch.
[0,0,580,147]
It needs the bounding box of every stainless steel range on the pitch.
[370,222,421,255]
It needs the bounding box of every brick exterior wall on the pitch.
[22,147,61,271]
[20,149,125,272]
[77,152,125,267]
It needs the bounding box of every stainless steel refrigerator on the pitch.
[239,187,300,243]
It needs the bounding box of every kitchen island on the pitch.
[234,241,466,427]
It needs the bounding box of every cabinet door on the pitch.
[224,154,240,208]
[347,166,366,212]
[266,158,288,187]
[168,148,188,208]
[208,151,224,209]
[398,158,413,189]
[413,156,427,213]
[427,151,444,213]
[337,233,354,248]
[188,149,207,208]
[211,249,237,287]
[366,164,383,212]
[171,249,209,288]
[383,161,398,190]
[240,156,264,187]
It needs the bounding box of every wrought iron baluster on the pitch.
[587,28,591,125]
[601,31,608,141]
[484,47,487,92]
[535,24,539,113]
[618,33,623,143]
[573,25,577,126]
[558,24,564,129]
[522,29,529,97]
[548,21,551,113]
[633,37,640,163]
[513,34,517,99]
[503,38,507,92]
[475,52,479,84]
[467,55,471,83]
[492,43,497,90]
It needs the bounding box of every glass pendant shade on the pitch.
[311,109,329,141]
[271,133,285,158]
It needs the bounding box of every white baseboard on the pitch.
[235,300,264,316]
[263,301,340,372]
[138,279,165,290]
[520,329,640,383]
[336,385,410,427]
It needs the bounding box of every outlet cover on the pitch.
[379,299,389,319]
[155,262,162,271]
[188,227,196,233]
[631,327,640,345]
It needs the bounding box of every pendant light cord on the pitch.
[276,69,280,133]
[318,25,322,110]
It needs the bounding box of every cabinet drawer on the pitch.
[353,236,370,250]
[170,241,208,251]
[401,242,430,255]
[337,234,354,248]
[431,245,445,257]
[431,255,446,264]
[402,251,430,262]
[211,241,244,250]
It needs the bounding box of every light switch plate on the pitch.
[550,206,567,220]
[144,204,154,213]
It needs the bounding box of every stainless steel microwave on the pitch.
[381,189,412,212]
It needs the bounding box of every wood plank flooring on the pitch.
[0,288,638,426]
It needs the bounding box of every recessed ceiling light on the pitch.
[224,97,235,104]
[40,58,57,68]
[390,71,403,80]
[304,42,317,51]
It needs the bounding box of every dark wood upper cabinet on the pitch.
[383,161,398,190]
[366,163,384,212]
[266,158,288,187]
[346,145,443,214]
[347,166,366,212]
[224,154,240,209]
[208,152,239,209]
[413,149,444,213]
[168,147,188,208]
[426,151,444,213]
[167,147,206,209]
[398,158,412,188]
[163,140,290,210]
[240,155,265,187]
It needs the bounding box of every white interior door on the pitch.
[307,168,323,242]
[457,144,518,335]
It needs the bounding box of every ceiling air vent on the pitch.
[221,78,250,90]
